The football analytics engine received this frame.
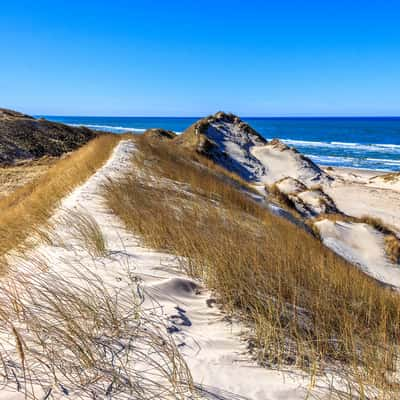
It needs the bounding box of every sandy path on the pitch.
[3,140,349,399]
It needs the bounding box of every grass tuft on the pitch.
[0,258,194,398]
[62,210,108,257]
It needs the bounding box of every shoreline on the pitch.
[321,165,390,179]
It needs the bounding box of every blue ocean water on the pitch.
[42,116,400,172]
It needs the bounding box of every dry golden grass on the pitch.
[266,182,300,212]
[61,210,108,257]
[375,172,400,182]
[104,136,400,396]
[0,157,56,199]
[0,257,194,398]
[385,235,400,264]
[0,134,121,268]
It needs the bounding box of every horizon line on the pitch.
[38,114,400,119]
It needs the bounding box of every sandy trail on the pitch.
[2,140,350,399]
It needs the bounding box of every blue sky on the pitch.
[1,0,399,116]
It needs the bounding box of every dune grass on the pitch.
[0,134,121,271]
[0,136,195,398]
[0,256,194,398]
[104,136,400,396]
[0,157,57,199]
[266,182,300,212]
[62,210,108,257]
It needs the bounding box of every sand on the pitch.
[212,119,400,288]
[315,219,400,288]
[324,167,400,234]
[2,137,399,397]
[0,140,350,399]
[251,141,331,186]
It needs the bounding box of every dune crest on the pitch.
[0,109,96,165]
[176,111,332,189]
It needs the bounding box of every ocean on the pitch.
[42,116,400,172]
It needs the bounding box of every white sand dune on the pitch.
[0,140,351,399]
[198,116,331,189]
[204,118,267,182]
[275,177,307,195]
[201,117,400,291]
[251,141,331,187]
[315,219,400,289]
[325,168,400,234]
[273,177,337,217]
[369,172,400,192]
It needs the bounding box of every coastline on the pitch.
[321,165,400,235]
[43,116,400,173]
[322,165,389,180]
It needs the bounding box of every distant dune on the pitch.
[175,111,331,186]
[0,108,97,164]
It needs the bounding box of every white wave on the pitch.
[308,155,356,164]
[330,141,359,146]
[308,154,400,168]
[267,138,327,147]
[375,143,400,149]
[366,158,400,164]
[267,138,400,154]
[68,123,183,135]
[69,123,146,132]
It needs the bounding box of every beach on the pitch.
[323,166,400,233]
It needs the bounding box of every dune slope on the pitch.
[0,108,96,164]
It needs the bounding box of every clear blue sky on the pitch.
[1,0,400,116]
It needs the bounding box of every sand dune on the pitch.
[2,112,400,397]
[316,219,400,288]
[325,168,400,234]
[177,113,332,189]
[251,139,332,186]
[177,112,400,289]
[369,171,400,192]
[0,140,350,399]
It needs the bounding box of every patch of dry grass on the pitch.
[374,172,400,182]
[385,235,400,264]
[0,134,121,268]
[0,257,194,398]
[61,210,108,257]
[0,157,57,199]
[266,183,300,212]
[104,136,400,396]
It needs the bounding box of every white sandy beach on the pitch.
[323,167,400,233]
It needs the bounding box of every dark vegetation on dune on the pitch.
[174,111,266,153]
[0,108,97,165]
[143,128,177,141]
[173,112,268,181]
